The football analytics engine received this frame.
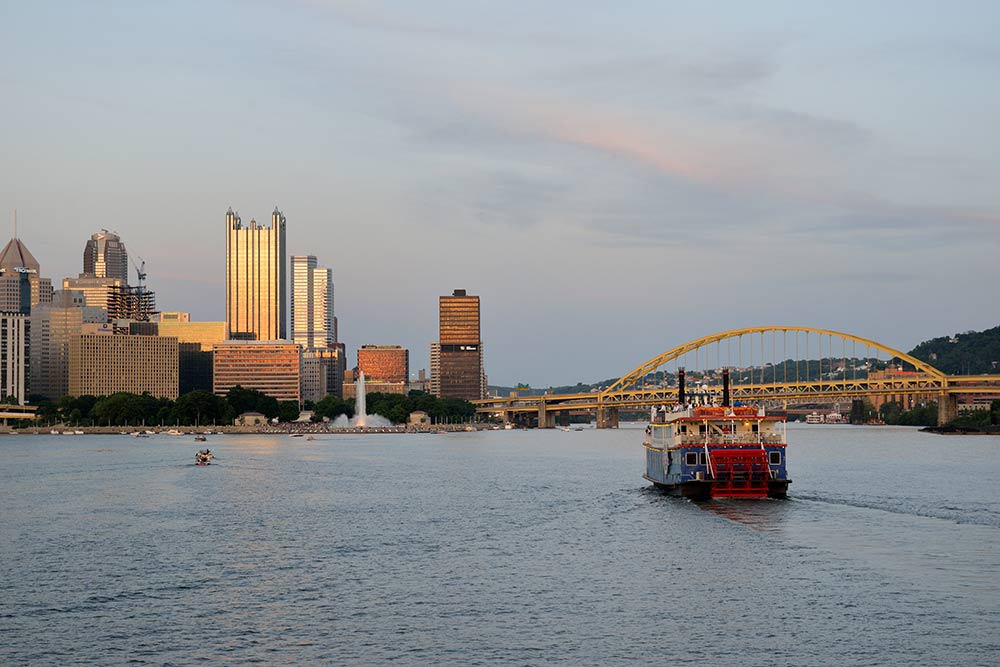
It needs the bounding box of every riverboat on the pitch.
[642,369,790,500]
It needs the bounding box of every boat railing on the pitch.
[676,434,785,446]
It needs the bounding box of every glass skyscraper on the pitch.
[83,230,128,280]
[290,255,335,349]
[225,207,287,341]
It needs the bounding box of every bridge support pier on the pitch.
[937,394,958,426]
[596,407,619,429]
[537,402,554,429]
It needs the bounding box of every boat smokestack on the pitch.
[677,367,686,406]
[722,367,731,407]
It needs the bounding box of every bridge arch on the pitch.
[599,326,945,400]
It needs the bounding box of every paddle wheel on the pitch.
[707,449,771,498]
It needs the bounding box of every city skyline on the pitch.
[3,2,999,385]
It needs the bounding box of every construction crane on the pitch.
[134,255,147,288]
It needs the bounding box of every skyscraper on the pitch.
[291,255,335,349]
[0,313,28,404]
[225,207,287,341]
[0,236,53,312]
[291,254,341,400]
[83,230,128,280]
[432,289,485,400]
[30,290,106,400]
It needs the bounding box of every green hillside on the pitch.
[908,325,1000,375]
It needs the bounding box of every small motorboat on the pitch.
[195,449,214,466]
[194,435,207,442]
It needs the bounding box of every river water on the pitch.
[2,425,998,666]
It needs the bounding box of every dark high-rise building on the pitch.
[83,231,129,280]
[433,289,485,400]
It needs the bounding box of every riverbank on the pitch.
[920,424,1000,435]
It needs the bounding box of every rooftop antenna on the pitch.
[13,209,17,239]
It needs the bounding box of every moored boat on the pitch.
[643,369,790,500]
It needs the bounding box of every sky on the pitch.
[2,0,998,386]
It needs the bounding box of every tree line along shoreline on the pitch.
[16,387,477,428]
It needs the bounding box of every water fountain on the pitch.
[355,371,368,427]
[332,370,391,428]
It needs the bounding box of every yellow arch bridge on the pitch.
[474,327,1000,428]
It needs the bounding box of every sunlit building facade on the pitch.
[432,289,485,400]
[358,345,409,384]
[291,255,335,349]
[225,207,287,341]
[156,320,226,394]
[213,340,300,403]
[68,333,179,399]
[62,275,121,314]
[30,291,105,400]
[83,230,128,280]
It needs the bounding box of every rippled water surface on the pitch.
[2,425,999,666]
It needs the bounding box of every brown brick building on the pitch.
[358,345,409,384]
[213,340,301,403]
[433,289,485,400]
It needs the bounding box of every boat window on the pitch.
[769,451,781,465]
[699,452,707,465]
[685,452,699,466]
[752,424,759,433]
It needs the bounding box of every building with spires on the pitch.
[83,230,128,280]
[225,207,287,341]
[0,236,53,313]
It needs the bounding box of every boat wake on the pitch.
[791,493,1000,528]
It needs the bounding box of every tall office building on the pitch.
[358,345,409,384]
[61,275,121,314]
[348,345,409,396]
[213,340,301,403]
[0,313,28,404]
[225,207,287,341]
[429,342,441,397]
[155,320,226,394]
[291,254,339,401]
[301,344,346,402]
[291,255,336,349]
[83,230,128,280]
[30,291,106,400]
[0,236,53,312]
[432,289,485,400]
[68,332,179,399]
